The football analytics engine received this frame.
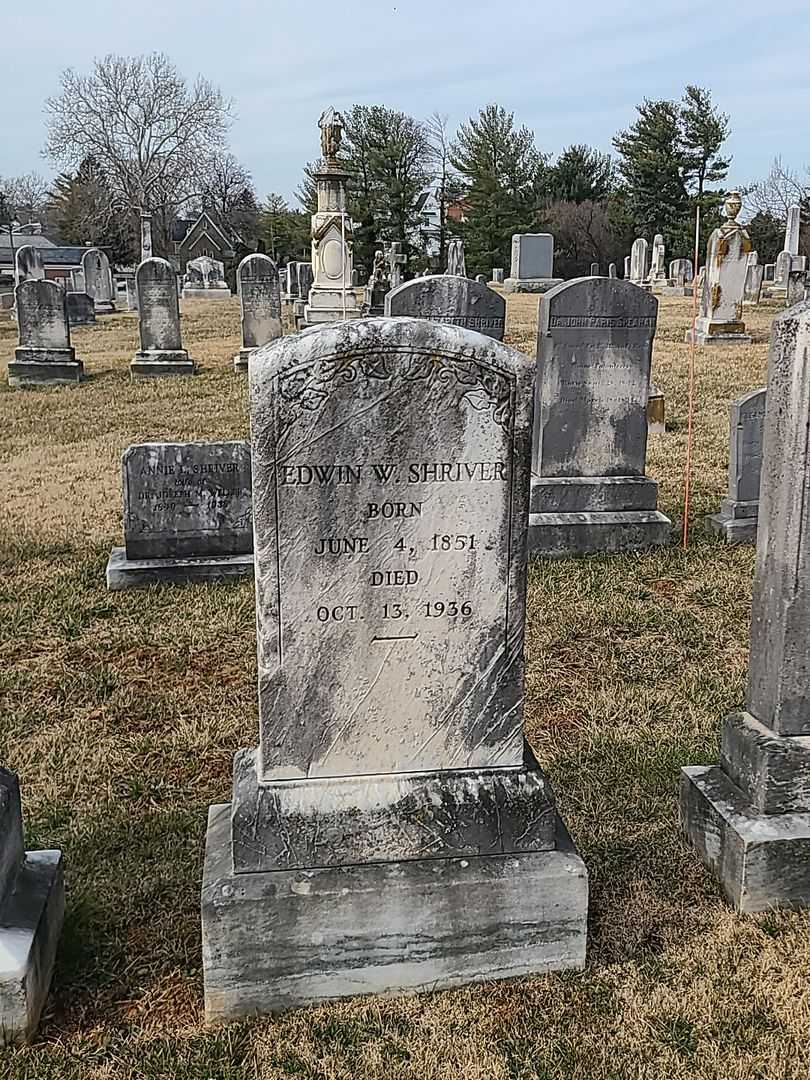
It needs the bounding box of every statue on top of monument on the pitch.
[717,191,752,259]
[319,108,344,165]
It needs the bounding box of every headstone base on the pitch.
[685,321,752,346]
[0,851,64,1046]
[303,288,362,326]
[680,764,810,914]
[528,510,672,558]
[705,498,759,543]
[233,348,254,373]
[93,301,116,315]
[503,278,563,295]
[8,350,84,386]
[130,351,196,378]
[293,299,306,330]
[106,547,253,590]
[181,288,231,301]
[530,475,659,514]
[201,802,588,1022]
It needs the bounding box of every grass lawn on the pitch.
[1,294,809,1080]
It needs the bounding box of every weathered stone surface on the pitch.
[787,271,807,306]
[231,745,556,872]
[706,387,765,543]
[647,382,665,435]
[82,248,116,313]
[608,263,617,278]
[743,263,764,305]
[681,300,810,913]
[66,291,96,327]
[785,204,801,256]
[131,258,194,377]
[9,279,83,387]
[630,238,649,284]
[686,193,752,345]
[446,239,466,277]
[720,711,810,814]
[234,254,281,371]
[492,268,504,284]
[202,803,587,1020]
[681,765,810,913]
[0,770,65,1046]
[251,318,534,779]
[182,255,230,299]
[202,314,587,1018]
[385,275,505,340]
[529,277,670,556]
[121,441,252,560]
[669,258,694,286]
[748,303,810,735]
[106,548,253,590]
[504,234,561,293]
[14,245,45,283]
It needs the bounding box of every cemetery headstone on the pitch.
[686,192,752,345]
[590,262,599,276]
[706,387,766,543]
[106,441,254,589]
[303,108,360,326]
[744,261,764,305]
[787,270,807,306]
[629,238,650,285]
[504,233,562,293]
[66,291,96,327]
[82,248,116,313]
[764,263,775,283]
[201,316,588,1019]
[785,203,801,255]
[351,269,359,287]
[624,255,631,279]
[297,261,314,301]
[648,233,667,287]
[0,768,64,1045]
[14,245,45,284]
[529,277,671,556]
[475,273,487,284]
[492,268,504,284]
[363,250,390,316]
[608,263,617,278]
[140,212,153,260]
[647,383,665,436]
[774,250,793,288]
[387,242,407,289]
[131,257,195,378]
[446,237,466,276]
[682,301,810,911]
[181,255,231,299]
[283,262,299,301]
[234,254,282,372]
[8,279,84,386]
[669,258,694,286]
[385,275,506,341]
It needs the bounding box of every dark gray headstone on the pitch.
[297,262,314,298]
[132,257,194,377]
[385,275,505,341]
[706,387,766,543]
[121,441,252,560]
[9,279,83,386]
[235,254,281,371]
[82,248,115,311]
[533,278,657,478]
[201,316,588,1017]
[66,291,96,327]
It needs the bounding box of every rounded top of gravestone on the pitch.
[249,315,532,397]
[238,252,278,280]
[541,275,659,319]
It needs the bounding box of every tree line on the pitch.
[1,52,807,277]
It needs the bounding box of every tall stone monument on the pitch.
[302,108,361,326]
[446,238,466,277]
[686,192,752,345]
[648,234,667,288]
[706,388,766,543]
[629,238,650,285]
[529,278,671,556]
[682,302,810,911]
[504,234,562,294]
[233,254,281,372]
[131,257,195,378]
[0,768,64,1045]
[140,212,153,260]
[8,279,84,387]
[201,317,588,1019]
[385,275,505,341]
[82,248,116,314]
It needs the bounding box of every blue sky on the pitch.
[4,0,809,206]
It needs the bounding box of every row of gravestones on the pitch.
[5,297,810,1041]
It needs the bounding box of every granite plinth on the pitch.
[93,300,116,315]
[106,547,254,590]
[705,512,758,543]
[528,510,672,558]
[182,288,231,301]
[8,354,84,386]
[503,278,563,295]
[685,328,752,346]
[202,802,588,1021]
[0,851,64,1046]
[720,711,810,814]
[231,744,556,873]
[530,475,658,514]
[130,351,196,378]
[680,765,810,913]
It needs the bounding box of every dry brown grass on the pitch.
[2,293,810,1080]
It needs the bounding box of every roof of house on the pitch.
[0,244,89,268]
[2,233,58,249]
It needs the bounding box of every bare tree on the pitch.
[197,150,258,239]
[0,172,51,224]
[44,53,232,216]
[425,112,463,269]
[745,157,809,218]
